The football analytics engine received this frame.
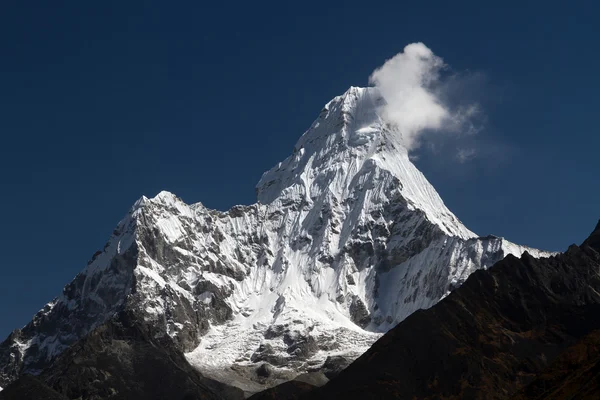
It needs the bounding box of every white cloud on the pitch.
[369,42,481,152]
[456,148,477,163]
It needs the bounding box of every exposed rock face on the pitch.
[349,296,371,328]
[309,221,600,400]
[315,356,352,379]
[0,87,550,391]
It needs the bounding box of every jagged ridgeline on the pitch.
[0,87,551,394]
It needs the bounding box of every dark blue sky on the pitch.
[0,1,597,338]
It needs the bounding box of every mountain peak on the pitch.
[256,86,471,239]
[0,87,553,393]
[153,190,178,201]
[131,191,182,211]
[255,86,384,205]
[293,86,383,152]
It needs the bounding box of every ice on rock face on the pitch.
[0,86,554,390]
[257,87,473,239]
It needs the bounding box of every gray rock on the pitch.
[320,355,352,379]
[349,296,371,328]
[256,363,273,378]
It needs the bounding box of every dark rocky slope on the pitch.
[0,375,67,400]
[247,380,316,400]
[306,221,600,399]
[512,329,600,400]
[0,311,244,400]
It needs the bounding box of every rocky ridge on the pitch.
[310,221,600,399]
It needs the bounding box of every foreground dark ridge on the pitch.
[512,329,600,400]
[0,310,244,400]
[301,220,600,399]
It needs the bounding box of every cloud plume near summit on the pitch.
[370,42,481,152]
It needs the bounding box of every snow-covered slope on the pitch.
[0,87,552,391]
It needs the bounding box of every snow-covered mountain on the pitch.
[0,87,551,391]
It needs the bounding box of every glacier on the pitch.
[0,86,552,391]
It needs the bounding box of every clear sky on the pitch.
[0,1,597,338]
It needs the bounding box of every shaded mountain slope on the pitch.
[247,380,316,400]
[512,329,600,400]
[310,221,600,399]
[0,375,67,400]
[0,311,244,400]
